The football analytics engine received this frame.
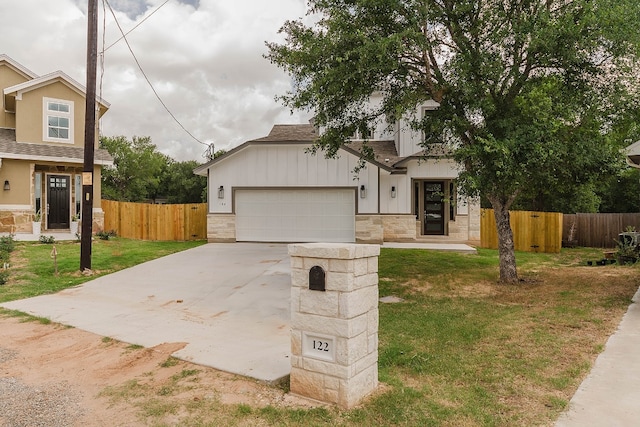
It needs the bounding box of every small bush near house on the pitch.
[38,235,56,244]
[0,270,9,285]
[96,230,118,240]
[0,235,15,253]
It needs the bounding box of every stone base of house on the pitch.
[206,207,480,244]
[0,208,106,235]
[92,210,105,233]
[0,209,33,233]
[355,215,383,244]
[207,214,237,243]
[467,202,481,241]
[381,215,417,242]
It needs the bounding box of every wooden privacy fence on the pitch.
[481,209,563,253]
[101,200,207,241]
[563,213,640,248]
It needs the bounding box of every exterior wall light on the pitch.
[217,185,224,199]
[360,184,366,199]
[3,180,9,191]
[391,186,396,198]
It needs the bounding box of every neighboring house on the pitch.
[0,54,113,234]
[625,140,640,169]
[194,99,480,244]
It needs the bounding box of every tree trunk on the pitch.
[491,199,518,283]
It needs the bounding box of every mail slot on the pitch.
[309,265,325,291]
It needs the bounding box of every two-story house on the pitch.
[0,54,113,234]
[194,96,480,244]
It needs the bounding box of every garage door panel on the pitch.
[235,189,355,242]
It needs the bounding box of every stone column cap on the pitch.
[288,243,380,259]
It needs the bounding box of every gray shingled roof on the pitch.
[251,124,319,142]
[194,123,427,175]
[0,128,113,165]
[346,140,402,167]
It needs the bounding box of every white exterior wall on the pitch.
[394,100,440,158]
[379,174,410,214]
[208,144,379,214]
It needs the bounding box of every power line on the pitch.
[101,0,170,53]
[102,0,207,146]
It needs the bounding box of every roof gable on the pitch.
[4,71,110,110]
[194,124,403,175]
[0,54,38,80]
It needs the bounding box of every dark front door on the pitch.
[47,175,70,229]
[423,181,445,235]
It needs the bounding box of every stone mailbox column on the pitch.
[288,243,379,409]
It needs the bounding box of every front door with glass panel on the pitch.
[47,175,70,229]
[423,181,445,235]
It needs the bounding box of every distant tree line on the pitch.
[100,135,223,204]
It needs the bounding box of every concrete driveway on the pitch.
[1,243,292,383]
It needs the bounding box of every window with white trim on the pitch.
[43,98,73,143]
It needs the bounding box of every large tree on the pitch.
[100,136,168,202]
[159,160,207,204]
[267,0,640,282]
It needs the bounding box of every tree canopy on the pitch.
[267,0,640,282]
[100,136,206,204]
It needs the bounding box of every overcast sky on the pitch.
[0,0,313,163]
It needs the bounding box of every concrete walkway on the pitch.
[382,242,477,254]
[556,286,640,426]
[2,232,78,241]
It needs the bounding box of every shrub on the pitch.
[0,234,15,253]
[0,270,9,285]
[39,235,56,244]
[96,229,117,240]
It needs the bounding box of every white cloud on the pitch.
[0,0,311,162]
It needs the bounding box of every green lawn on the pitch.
[1,242,637,426]
[0,238,205,303]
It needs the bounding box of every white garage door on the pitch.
[235,189,355,242]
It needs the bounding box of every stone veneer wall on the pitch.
[0,210,32,233]
[467,201,481,241]
[355,215,383,244]
[448,215,469,240]
[207,214,236,242]
[289,243,379,409]
[92,210,105,233]
[382,215,417,241]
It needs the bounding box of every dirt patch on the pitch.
[0,316,320,426]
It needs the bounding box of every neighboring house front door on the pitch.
[47,175,70,229]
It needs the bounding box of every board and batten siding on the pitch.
[209,144,379,214]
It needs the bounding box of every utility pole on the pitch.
[81,0,98,271]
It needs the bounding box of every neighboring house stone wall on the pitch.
[355,215,383,244]
[92,210,105,233]
[207,213,236,243]
[382,215,416,242]
[0,209,31,233]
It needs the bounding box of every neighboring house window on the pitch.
[75,175,81,217]
[34,172,42,214]
[43,98,73,143]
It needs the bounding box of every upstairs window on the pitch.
[351,127,373,140]
[43,98,73,143]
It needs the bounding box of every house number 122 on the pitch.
[313,340,330,352]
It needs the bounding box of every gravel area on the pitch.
[0,378,84,427]
[1,345,84,427]
[0,346,16,364]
